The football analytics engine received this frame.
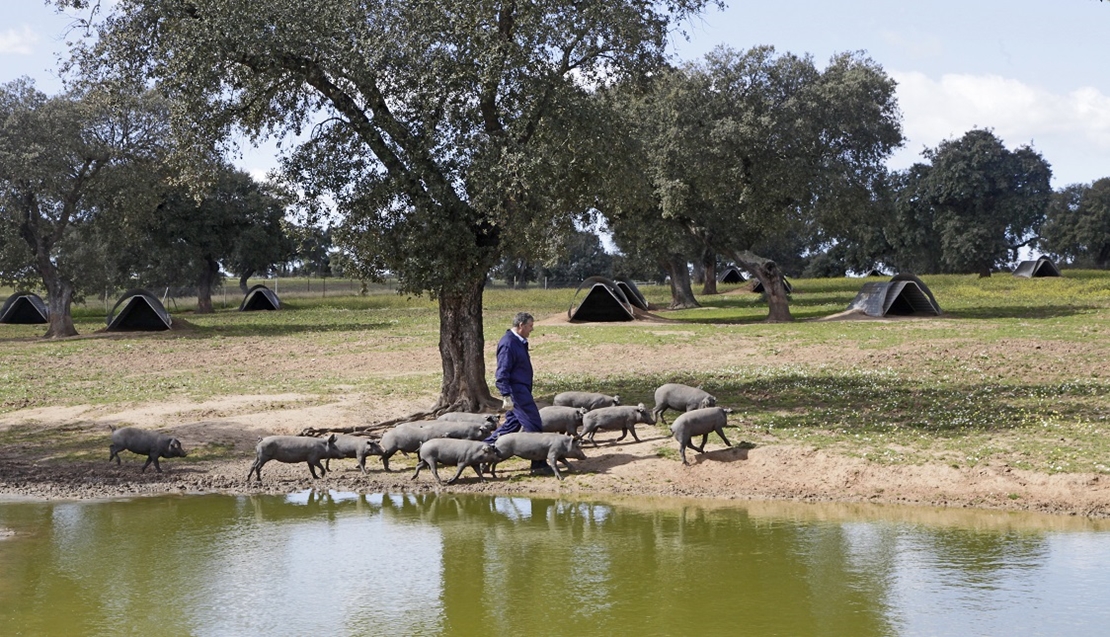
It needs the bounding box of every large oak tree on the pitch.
[918,129,1051,276]
[65,0,714,410]
[607,47,902,320]
[0,79,169,337]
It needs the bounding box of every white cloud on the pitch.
[0,26,39,56]
[889,71,1110,185]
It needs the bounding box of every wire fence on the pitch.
[14,275,664,316]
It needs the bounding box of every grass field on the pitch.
[2,271,1109,477]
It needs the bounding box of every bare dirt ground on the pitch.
[2,389,1109,517]
[2,307,1109,517]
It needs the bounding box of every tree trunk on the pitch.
[41,271,78,338]
[196,256,220,314]
[731,250,793,322]
[977,266,992,278]
[701,249,718,295]
[239,270,254,295]
[663,253,700,309]
[25,225,77,337]
[434,274,497,413]
[1096,244,1110,269]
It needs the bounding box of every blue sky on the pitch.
[2,0,1108,187]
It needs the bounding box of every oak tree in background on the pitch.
[877,165,945,275]
[67,0,714,411]
[699,47,901,319]
[607,47,902,320]
[112,167,291,312]
[918,129,1052,276]
[0,78,169,337]
[1038,178,1110,268]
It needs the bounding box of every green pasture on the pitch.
[2,272,1110,475]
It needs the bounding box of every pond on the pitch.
[1,491,1109,636]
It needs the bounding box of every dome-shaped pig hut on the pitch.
[239,284,281,311]
[106,289,173,331]
[0,292,49,324]
[718,266,746,284]
[568,276,635,322]
[750,276,793,294]
[847,273,941,317]
[614,276,649,311]
[1012,257,1061,278]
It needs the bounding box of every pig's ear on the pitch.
[327,434,337,443]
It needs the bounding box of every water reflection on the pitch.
[1,493,1109,636]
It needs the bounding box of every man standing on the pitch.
[484,312,550,474]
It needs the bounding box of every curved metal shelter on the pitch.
[239,284,281,311]
[718,266,746,284]
[1013,257,1061,278]
[751,277,793,294]
[847,273,942,317]
[614,276,649,311]
[568,276,635,322]
[106,289,173,331]
[0,292,49,324]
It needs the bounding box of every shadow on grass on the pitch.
[542,371,1108,438]
[196,320,398,338]
[943,305,1099,320]
[659,300,1097,324]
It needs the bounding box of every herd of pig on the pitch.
[106,382,736,483]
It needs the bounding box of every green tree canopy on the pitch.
[918,129,1052,276]
[1039,178,1110,268]
[112,166,292,311]
[0,78,169,336]
[605,46,902,319]
[69,0,715,410]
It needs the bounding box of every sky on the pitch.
[2,0,1108,188]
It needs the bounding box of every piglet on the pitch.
[410,438,501,484]
[248,434,339,481]
[108,425,187,473]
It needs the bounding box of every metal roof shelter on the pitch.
[1013,257,1061,278]
[614,276,649,311]
[568,276,635,322]
[239,284,281,311]
[0,292,49,324]
[106,289,173,331]
[751,277,793,294]
[718,266,746,284]
[847,273,942,317]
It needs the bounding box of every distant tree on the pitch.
[0,79,169,336]
[607,198,702,308]
[611,250,666,284]
[606,47,902,320]
[541,229,613,285]
[919,129,1052,276]
[491,255,539,289]
[286,224,333,278]
[1039,178,1110,268]
[881,164,945,274]
[226,189,295,293]
[116,167,291,312]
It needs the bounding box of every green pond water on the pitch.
[1,491,1109,636]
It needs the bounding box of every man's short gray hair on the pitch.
[512,312,534,328]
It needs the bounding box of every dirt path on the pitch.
[3,394,1108,518]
